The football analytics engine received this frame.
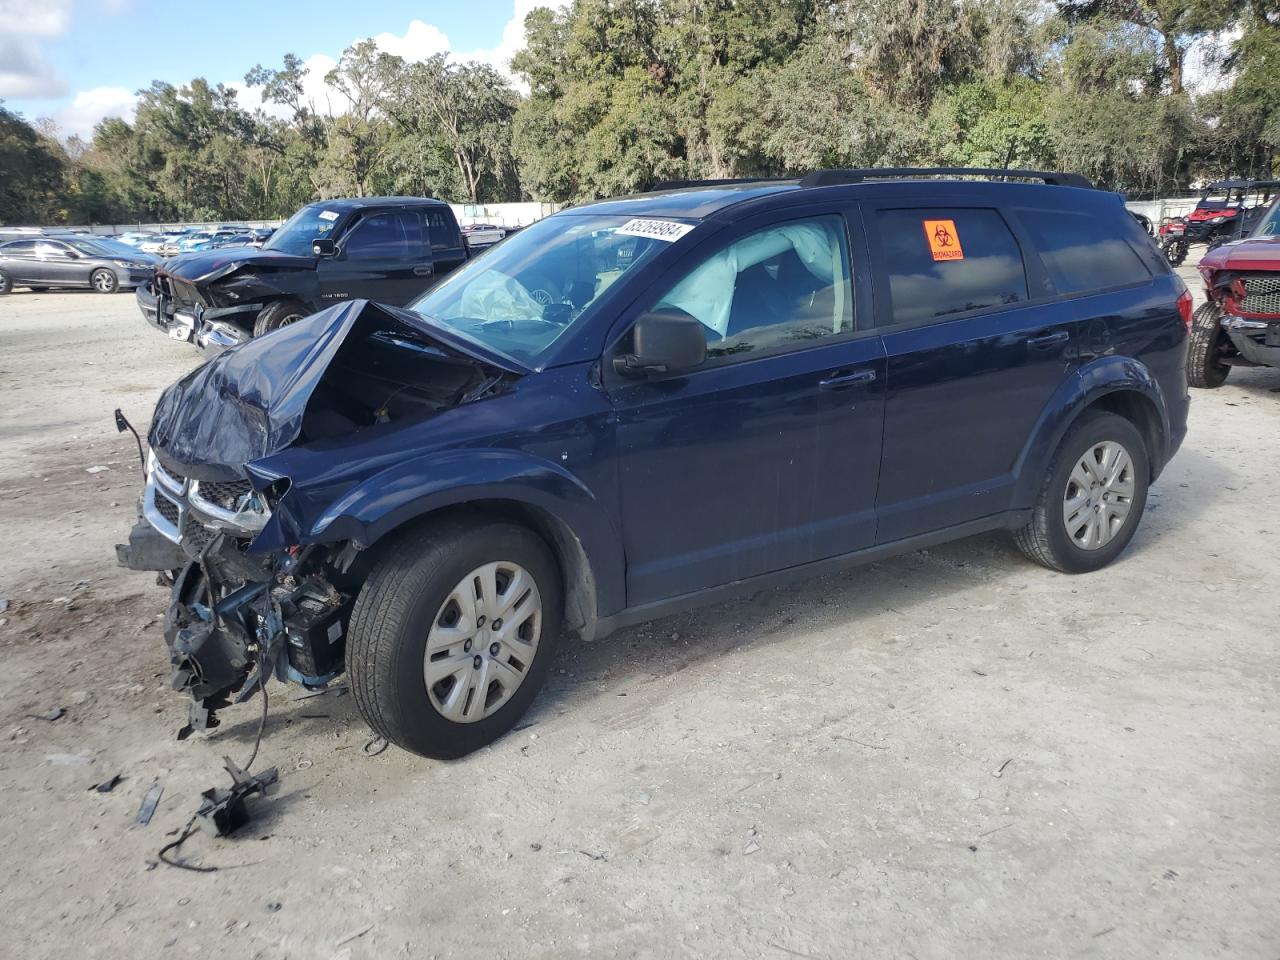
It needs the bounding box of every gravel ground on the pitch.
[0,277,1277,960]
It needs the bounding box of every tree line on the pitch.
[2,0,1277,226]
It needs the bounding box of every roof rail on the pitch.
[798,167,1094,190]
[647,176,792,192]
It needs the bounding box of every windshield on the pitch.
[407,214,678,365]
[66,237,145,259]
[262,204,343,256]
[1252,200,1280,238]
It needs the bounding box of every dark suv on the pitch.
[119,168,1190,759]
[136,197,469,351]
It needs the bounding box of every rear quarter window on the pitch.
[875,208,1028,325]
[1015,208,1153,295]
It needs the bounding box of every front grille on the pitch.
[196,479,252,511]
[182,516,218,553]
[154,492,180,527]
[1240,275,1280,316]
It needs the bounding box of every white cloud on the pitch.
[369,19,452,62]
[51,2,568,135]
[0,0,72,36]
[51,85,136,138]
[0,0,74,98]
[0,36,68,98]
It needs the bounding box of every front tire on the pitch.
[252,299,309,337]
[1014,411,1149,573]
[347,517,563,759]
[91,268,118,293]
[0,269,13,295]
[1186,302,1231,388]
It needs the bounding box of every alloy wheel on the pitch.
[1062,440,1135,550]
[93,271,116,292]
[423,561,542,723]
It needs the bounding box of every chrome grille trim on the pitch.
[1240,275,1280,317]
[141,452,270,546]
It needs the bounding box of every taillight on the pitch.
[1176,289,1193,331]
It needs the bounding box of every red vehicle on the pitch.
[1160,179,1278,267]
[1186,193,1280,387]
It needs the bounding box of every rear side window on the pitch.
[344,211,424,260]
[426,209,457,249]
[1018,209,1151,294]
[876,208,1027,324]
[1,240,37,254]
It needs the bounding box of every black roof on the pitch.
[567,167,1100,221]
[1205,179,1280,192]
[304,196,450,210]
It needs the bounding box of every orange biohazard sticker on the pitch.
[923,219,964,261]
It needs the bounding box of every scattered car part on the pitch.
[135,781,164,825]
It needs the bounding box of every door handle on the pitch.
[818,368,877,390]
[413,264,434,277]
[1026,330,1069,349]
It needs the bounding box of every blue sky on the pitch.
[0,0,554,137]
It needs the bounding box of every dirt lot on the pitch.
[0,279,1277,960]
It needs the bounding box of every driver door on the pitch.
[35,240,88,286]
[607,210,887,606]
[318,209,434,306]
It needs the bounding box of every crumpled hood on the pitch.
[162,245,314,282]
[1199,234,1280,272]
[147,299,525,483]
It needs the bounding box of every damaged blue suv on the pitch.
[119,168,1190,759]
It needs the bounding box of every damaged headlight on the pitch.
[143,450,272,550]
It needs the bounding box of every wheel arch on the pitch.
[394,499,600,641]
[1013,357,1171,509]
[285,450,625,639]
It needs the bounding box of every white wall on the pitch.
[1125,197,1200,223]
[450,202,561,228]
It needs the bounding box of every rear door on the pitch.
[426,207,467,278]
[0,240,42,284]
[318,208,433,305]
[867,203,1079,542]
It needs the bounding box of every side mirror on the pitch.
[64,250,80,259]
[614,308,706,378]
[312,238,336,257]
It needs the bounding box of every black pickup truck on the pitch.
[137,197,480,351]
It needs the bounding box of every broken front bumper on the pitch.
[136,280,257,352]
[1223,316,1280,368]
[120,453,351,734]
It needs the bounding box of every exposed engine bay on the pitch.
[117,299,519,735]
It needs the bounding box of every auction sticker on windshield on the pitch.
[923,219,964,261]
[617,219,694,242]
[318,210,340,222]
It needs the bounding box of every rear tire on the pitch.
[1014,411,1149,574]
[0,270,11,295]
[252,299,309,337]
[1186,302,1231,388]
[90,268,118,293]
[347,517,563,759]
